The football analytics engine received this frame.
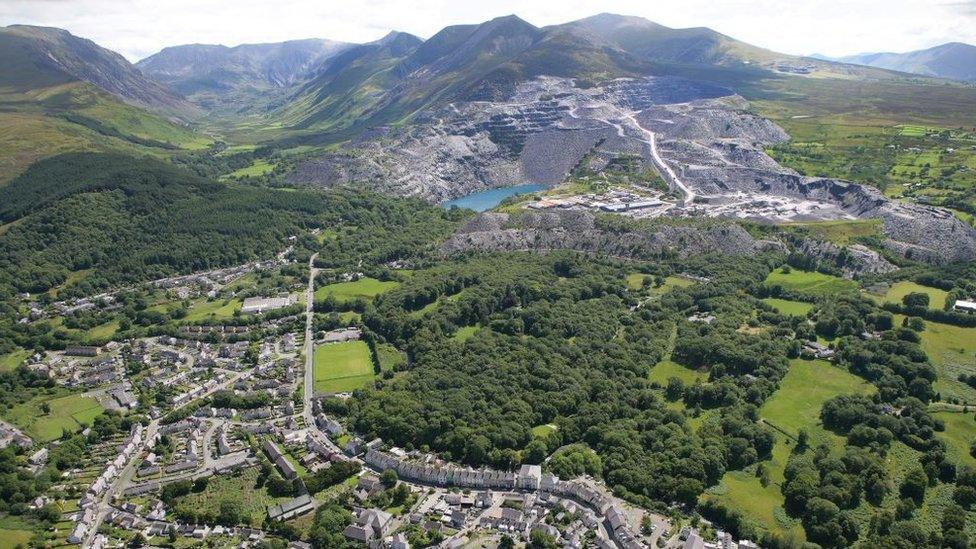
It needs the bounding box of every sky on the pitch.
[2,0,975,62]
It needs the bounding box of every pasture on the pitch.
[0,348,28,372]
[764,267,857,296]
[933,411,976,468]
[899,315,976,403]
[5,392,104,442]
[704,359,874,538]
[872,281,949,310]
[760,359,874,448]
[313,340,376,393]
[184,298,241,322]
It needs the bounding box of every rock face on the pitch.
[794,239,897,276]
[291,74,976,264]
[442,210,783,258]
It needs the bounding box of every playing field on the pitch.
[314,277,399,302]
[761,298,814,317]
[764,268,858,296]
[5,392,104,442]
[313,340,376,393]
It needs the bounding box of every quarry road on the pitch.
[622,111,696,205]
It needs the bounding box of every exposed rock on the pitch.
[442,210,784,259]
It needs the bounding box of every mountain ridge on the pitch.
[820,42,976,82]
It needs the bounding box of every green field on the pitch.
[761,298,814,317]
[375,343,406,372]
[764,268,858,296]
[0,349,29,372]
[452,325,480,342]
[4,392,104,442]
[785,219,883,245]
[313,340,376,393]
[871,281,949,310]
[626,273,695,293]
[761,359,875,448]
[184,298,242,322]
[705,359,874,538]
[171,466,290,527]
[648,359,707,386]
[934,411,976,468]
[314,277,399,303]
[531,424,558,439]
[0,515,37,549]
[898,315,976,403]
[223,158,276,179]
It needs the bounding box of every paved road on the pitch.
[622,111,696,206]
[83,420,159,547]
[300,254,342,454]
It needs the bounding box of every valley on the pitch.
[1,8,976,549]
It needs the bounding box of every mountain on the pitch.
[135,38,352,110]
[556,13,781,66]
[0,25,207,184]
[0,25,191,114]
[278,15,647,135]
[833,42,976,82]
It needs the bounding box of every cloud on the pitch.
[1,0,974,61]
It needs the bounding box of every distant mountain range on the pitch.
[135,38,351,113]
[812,42,976,82]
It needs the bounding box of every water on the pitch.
[440,184,546,212]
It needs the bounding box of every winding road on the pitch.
[620,111,696,206]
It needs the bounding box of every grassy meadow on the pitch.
[764,267,858,296]
[4,391,104,442]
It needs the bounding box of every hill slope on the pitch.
[0,25,209,184]
[277,15,647,136]
[833,42,976,82]
[136,38,352,114]
[0,25,192,114]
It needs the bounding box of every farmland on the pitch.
[899,315,976,403]
[313,340,376,393]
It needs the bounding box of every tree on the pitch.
[900,467,927,503]
[523,439,548,465]
[500,536,515,549]
[796,429,809,451]
[380,468,398,489]
[902,292,930,309]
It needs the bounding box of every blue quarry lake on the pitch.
[440,184,546,212]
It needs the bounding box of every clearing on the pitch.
[764,268,858,296]
[761,298,814,317]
